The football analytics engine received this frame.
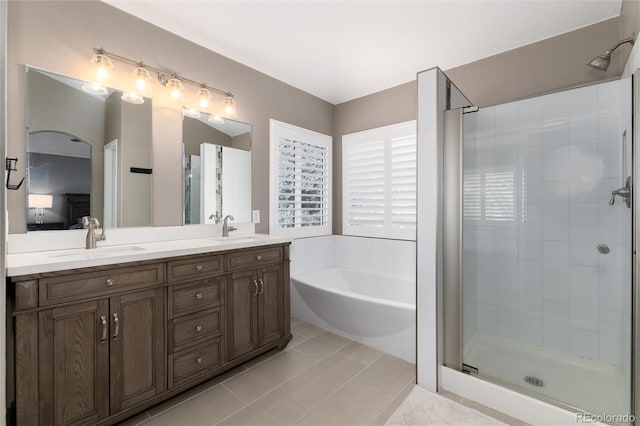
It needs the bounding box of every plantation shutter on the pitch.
[270,120,332,237]
[342,121,416,240]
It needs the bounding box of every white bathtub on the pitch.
[291,266,416,362]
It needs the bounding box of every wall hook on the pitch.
[6,157,25,190]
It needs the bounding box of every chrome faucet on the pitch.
[82,216,106,249]
[222,215,237,237]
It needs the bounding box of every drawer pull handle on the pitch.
[195,292,203,300]
[253,280,259,296]
[112,313,120,340]
[196,356,203,365]
[100,316,107,343]
[195,325,203,332]
[258,278,264,295]
[195,265,203,271]
[256,255,262,260]
[106,279,115,287]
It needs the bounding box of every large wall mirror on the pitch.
[183,108,252,225]
[26,67,153,231]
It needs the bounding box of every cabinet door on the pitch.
[258,264,285,346]
[226,269,258,361]
[109,288,165,414]
[38,300,109,426]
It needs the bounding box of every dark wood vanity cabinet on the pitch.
[226,248,287,362]
[10,242,291,426]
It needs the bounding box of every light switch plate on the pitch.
[252,210,260,223]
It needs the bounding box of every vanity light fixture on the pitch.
[223,95,238,118]
[197,85,212,109]
[87,47,238,116]
[132,64,152,93]
[90,49,113,83]
[164,74,184,101]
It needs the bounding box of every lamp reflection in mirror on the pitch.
[28,194,53,225]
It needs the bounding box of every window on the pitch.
[269,119,332,237]
[342,121,416,240]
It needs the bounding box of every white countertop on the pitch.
[7,234,292,277]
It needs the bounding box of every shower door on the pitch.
[461,78,633,418]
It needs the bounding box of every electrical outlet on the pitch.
[252,210,260,223]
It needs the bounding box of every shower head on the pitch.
[587,34,635,71]
[587,52,612,71]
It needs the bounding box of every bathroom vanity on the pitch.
[7,236,291,426]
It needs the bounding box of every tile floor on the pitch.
[118,318,518,426]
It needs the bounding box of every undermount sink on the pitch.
[48,245,146,259]
[210,235,263,243]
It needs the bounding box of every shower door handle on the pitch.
[610,176,631,208]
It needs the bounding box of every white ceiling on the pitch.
[103,0,623,104]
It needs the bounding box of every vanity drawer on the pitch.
[39,263,164,306]
[167,254,224,283]
[169,308,222,352]
[169,277,223,317]
[227,246,284,271]
[171,337,222,387]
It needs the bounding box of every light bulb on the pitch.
[90,51,113,83]
[132,66,152,93]
[198,86,212,109]
[166,76,184,101]
[223,95,237,118]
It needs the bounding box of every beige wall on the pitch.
[445,17,624,107]
[332,81,417,234]
[7,0,333,233]
[332,17,625,234]
[621,0,640,49]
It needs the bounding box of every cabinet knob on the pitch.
[195,265,203,271]
[195,292,203,300]
[195,325,203,332]
[196,356,203,365]
[256,255,262,260]
[106,279,115,287]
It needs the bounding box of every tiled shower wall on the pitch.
[290,235,416,281]
[462,79,632,367]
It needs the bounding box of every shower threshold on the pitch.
[463,333,629,419]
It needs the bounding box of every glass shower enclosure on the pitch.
[460,77,633,418]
